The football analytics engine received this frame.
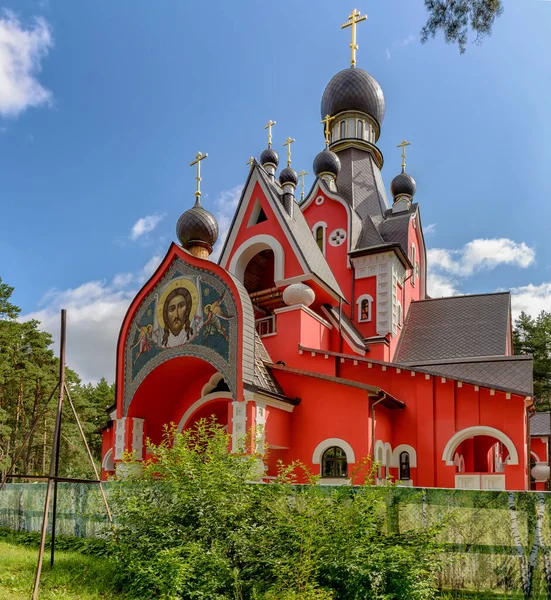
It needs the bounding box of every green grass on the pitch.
[0,541,128,599]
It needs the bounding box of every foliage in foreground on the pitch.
[111,420,442,599]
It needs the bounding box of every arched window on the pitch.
[397,301,403,327]
[399,452,410,480]
[357,120,363,139]
[411,245,417,286]
[339,120,346,139]
[322,446,348,478]
[356,294,374,323]
[315,226,324,252]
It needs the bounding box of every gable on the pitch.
[116,244,255,417]
[219,166,344,300]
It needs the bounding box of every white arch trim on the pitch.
[102,448,114,471]
[201,372,224,398]
[356,294,374,323]
[311,221,328,256]
[176,392,233,433]
[228,234,285,283]
[442,426,519,466]
[531,451,542,463]
[312,438,356,465]
[391,444,417,468]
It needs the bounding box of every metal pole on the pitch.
[32,309,66,599]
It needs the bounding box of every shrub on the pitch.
[110,419,441,599]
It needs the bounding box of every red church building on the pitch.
[101,10,534,491]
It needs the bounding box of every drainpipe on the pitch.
[371,393,386,465]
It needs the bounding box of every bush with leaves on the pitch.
[110,419,442,599]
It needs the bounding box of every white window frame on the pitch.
[397,301,403,328]
[312,221,327,256]
[356,294,374,323]
[411,244,417,286]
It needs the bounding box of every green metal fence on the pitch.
[1,483,550,596]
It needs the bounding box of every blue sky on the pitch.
[1,0,550,381]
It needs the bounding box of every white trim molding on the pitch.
[312,438,356,465]
[390,444,417,468]
[531,451,542,463]
[176,392,233,433]
[102,448,114,471]
[442,426,519,466]
[356,293,374,323]
[228,234,285,283]
[311,221,327,256]
[201,372,225,397]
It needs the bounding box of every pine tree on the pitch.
[513,311,551,411]
[422,0,504,54]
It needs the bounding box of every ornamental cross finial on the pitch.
[397,140,411,172]
[321,114,336,147]
[283,137,295,167]
[190,151,208,201]
[341,8,368,67]
[298,170,309,200]
[246,156,255,167]
[264,119,276,148]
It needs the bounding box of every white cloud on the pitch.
[427,273,458,298]
[141,253,163,279]
[0,11,53,117]
[130,213,164,241]
[211,185,243,261]
[20,252,169,383]
[510,282,551,320]
[385,48,391,60]
[395,34,417,47]
[424,223,436,235]
[428,238,535,278]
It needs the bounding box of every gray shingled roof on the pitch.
[336,147,388,223]
[253,332,284,395]
[395,292,511,363]
[256,166,345,299]
[411,356,532,396]
[530,412,551,437]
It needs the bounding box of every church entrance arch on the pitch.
[442,426,518,490]
[176,391,233,433]
[127,356,227,447]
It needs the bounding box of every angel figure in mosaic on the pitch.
[132,324,153,364]
[203,292,231,341]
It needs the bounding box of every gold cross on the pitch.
[283,137,295,167]
[298,170,309,200]
[190,151,208,199]
[397,140,411,171]
[321,114,336,147]
[264,119,276,148]
[246,156,255,167]
[341,8,368,67]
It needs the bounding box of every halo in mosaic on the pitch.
[123,258,238,415]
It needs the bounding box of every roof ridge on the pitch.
[415,291,511,303]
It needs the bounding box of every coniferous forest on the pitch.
[0,277,114,481]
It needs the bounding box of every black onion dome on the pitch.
[176,202,219,249]
[390,171,417,198]
[279,166,298,186]
[313,149,341,178]
[260,147,279,167]
[321,67,385,125]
